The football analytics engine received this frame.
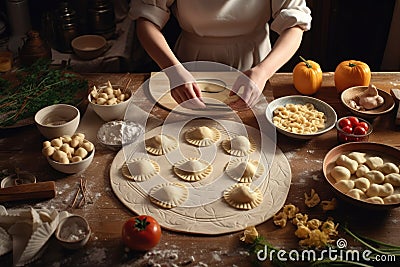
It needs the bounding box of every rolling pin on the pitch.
[0,181,56,202]
[390,89,400,126]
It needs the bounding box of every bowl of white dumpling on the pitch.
[323,142,400,209]
[88,81,132,122]
[42,133,95,174]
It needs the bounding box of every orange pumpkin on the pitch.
[334,60,371,93]
[293,56,322,95]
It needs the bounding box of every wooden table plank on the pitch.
[1,72,400,267]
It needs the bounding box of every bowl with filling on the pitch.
[97,120,144,151]
[341,85,395,120]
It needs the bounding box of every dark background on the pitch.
[0,0,397,72]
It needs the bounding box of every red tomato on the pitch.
[341,126,353,134]
[356,121,369,131]
[338,118,352,129]
[122,215,161,251]
[353,126,367,135]
[347,116,359,127]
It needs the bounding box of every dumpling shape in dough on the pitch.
[365,156,384,170]
[347,152,367,164]
[173,158,213,181]
[122,158,160,181]
[354,177,370,192]
[185,126,221,147]
[364,170,385,184]
[225,159,265,183]
[149,182,188,209]
[365,196,384,205]
[145,134,178,155]
[223,183,263,210]
[330,166,351,182]
[222,135,256,156]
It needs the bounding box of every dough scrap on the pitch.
[149,182,188,209]
[121,158,160,182]
[173,158,213,182]
[222,135,256,157]
[185,126,221,147]
[145,134,178,155]
[225,159,265,183]
[223,183,263,210]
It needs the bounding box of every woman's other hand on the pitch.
[230,68,267,110]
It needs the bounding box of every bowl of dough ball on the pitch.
[97,120,144,151]
[336,116,373,144]
[88,81,132,121]
[265,95,337,139]
[42,133,95,174]
[341,84,395,120]
[323,142,400,209]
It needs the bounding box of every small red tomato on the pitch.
[357,121,369,131]
[353,126,367,135]
[122,215,161,251]
[338,118,352,129]
[341,126,353,134]
[347,116,359,127]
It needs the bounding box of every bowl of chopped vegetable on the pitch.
[265,95,337,139]
[88,81,132,121]
[35,104,80,139]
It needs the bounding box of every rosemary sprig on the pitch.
[0,59,88,127]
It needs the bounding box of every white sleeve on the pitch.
[129,0,175,29]
[270,0,312,35]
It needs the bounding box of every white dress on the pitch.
[129,0,311,70]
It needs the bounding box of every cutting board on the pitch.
[110,118,291,235]
[148,72,242,116]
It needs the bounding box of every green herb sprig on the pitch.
[0,59,88,127]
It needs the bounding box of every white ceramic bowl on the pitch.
[341,86,395,120]
[47,148,94,174]
[71,35,107,60]
[96,120,144,151]
[88,84,132,121]
[265,95,337,139]
[34,104,80,139]
[55,215,91,249]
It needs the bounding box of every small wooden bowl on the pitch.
[323,142,400,210]
[341,86,395,120]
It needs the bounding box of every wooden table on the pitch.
[1,72,399,266]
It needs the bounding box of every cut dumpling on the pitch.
[185,126,221,147]
[330,166,351,182]
[145,134,178,155]
[347,152,367,164]
[225,159,265,183]
[149,182,188,209]
[365,156,384,170]
[223,183,263,210]
[222,135,256,156]
[121,158,160,181]
[377,163,399,175]
[173,158,213,181]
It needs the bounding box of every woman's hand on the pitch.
[230,68,267,110]
[164,65,206,109]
